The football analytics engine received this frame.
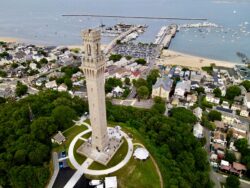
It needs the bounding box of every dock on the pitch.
[154,24,178,50]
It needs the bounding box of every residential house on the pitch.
[193,122,203,138]
[152,77,173,101]
[244,92,250,109]
[193,107,203,120]
[45,80,57,89]
[206,94,220,104]
[240,107,249,117]
[58,83,68,92]
[174,80,191,98]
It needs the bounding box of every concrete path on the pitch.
[58,156,69,162]
[47,152,59,188]
[64,158,94,188]
[68,129,92,169]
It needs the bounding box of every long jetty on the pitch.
[62,14,207,21]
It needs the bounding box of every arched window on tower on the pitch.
[87,44,91,56]
[96,43,99,56]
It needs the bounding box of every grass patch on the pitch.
[74,140,86,165]
[89,138,128,170]
[82,132,91,139]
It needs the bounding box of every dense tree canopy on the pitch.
[106,103,212,187]
[213,88,222,98]
[137,86,149,99]
[0,90,88,187]
[240,80,250,91]
[225,175,240,188]
[105,77,123,93]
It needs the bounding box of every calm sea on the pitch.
[0,0,249,62]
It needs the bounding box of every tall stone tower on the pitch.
[81,29,109,152]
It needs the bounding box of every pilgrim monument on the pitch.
[77,29,123,165]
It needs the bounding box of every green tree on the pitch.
[135,58,147,65]
[0,97,6,104]
[133,78,147,88]
[0,70,7,77]
[170,107,197,124]
[14,150,26,164]
[240,80,250,91]
[39,58,48,64]
[52,105,77,130]
[225,175,240,188]
[195,87,205,94]
[225,150,236,163]
[137,86,149,99]
[225,86,241,100]
[15,81,28,97]
[124,77,130,86]
[105,77,122,93]
[64,77,72,90]
[109,54,122,62]
[146,69,160,88]
[234,138,248,154]
[213,88,222,98]
[208,110,221,121]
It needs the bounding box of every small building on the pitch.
[51,131,66,145]
[152,77,173,101]
[240,106,249,117]
[244,92,250,109]
[105,176,118,188]
[232,162,247,176]
[174,80,191,98]
[206,94,220,104]
[193,123,203,138]
[193,107,203,120]
[221,101,230,109]
[58,83,68,92]
[112,86,124,97]
[45,80,57,89]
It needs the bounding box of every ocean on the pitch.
[0,0,249,63]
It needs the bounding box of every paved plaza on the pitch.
[77,127,124,165]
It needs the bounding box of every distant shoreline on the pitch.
[0,36,242,69]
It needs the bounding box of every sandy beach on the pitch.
[0,37,20,43]
[159,50,239,69]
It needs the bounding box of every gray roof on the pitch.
[153,77,173,91]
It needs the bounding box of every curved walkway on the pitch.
[133,143,163,188]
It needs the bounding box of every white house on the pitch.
[193,123,203,138]
[45,80,57,89]
[152,77,173,101]
[193,107,203,120]
[58,83,68,92]
[206,94,220,104]
[174,80,191,98]
[244,92,250,109]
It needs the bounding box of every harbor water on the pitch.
[0,0,249,63]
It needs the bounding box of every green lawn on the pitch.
[73,140,86,165]
[82,132,91,139]
[53,124,88,168]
